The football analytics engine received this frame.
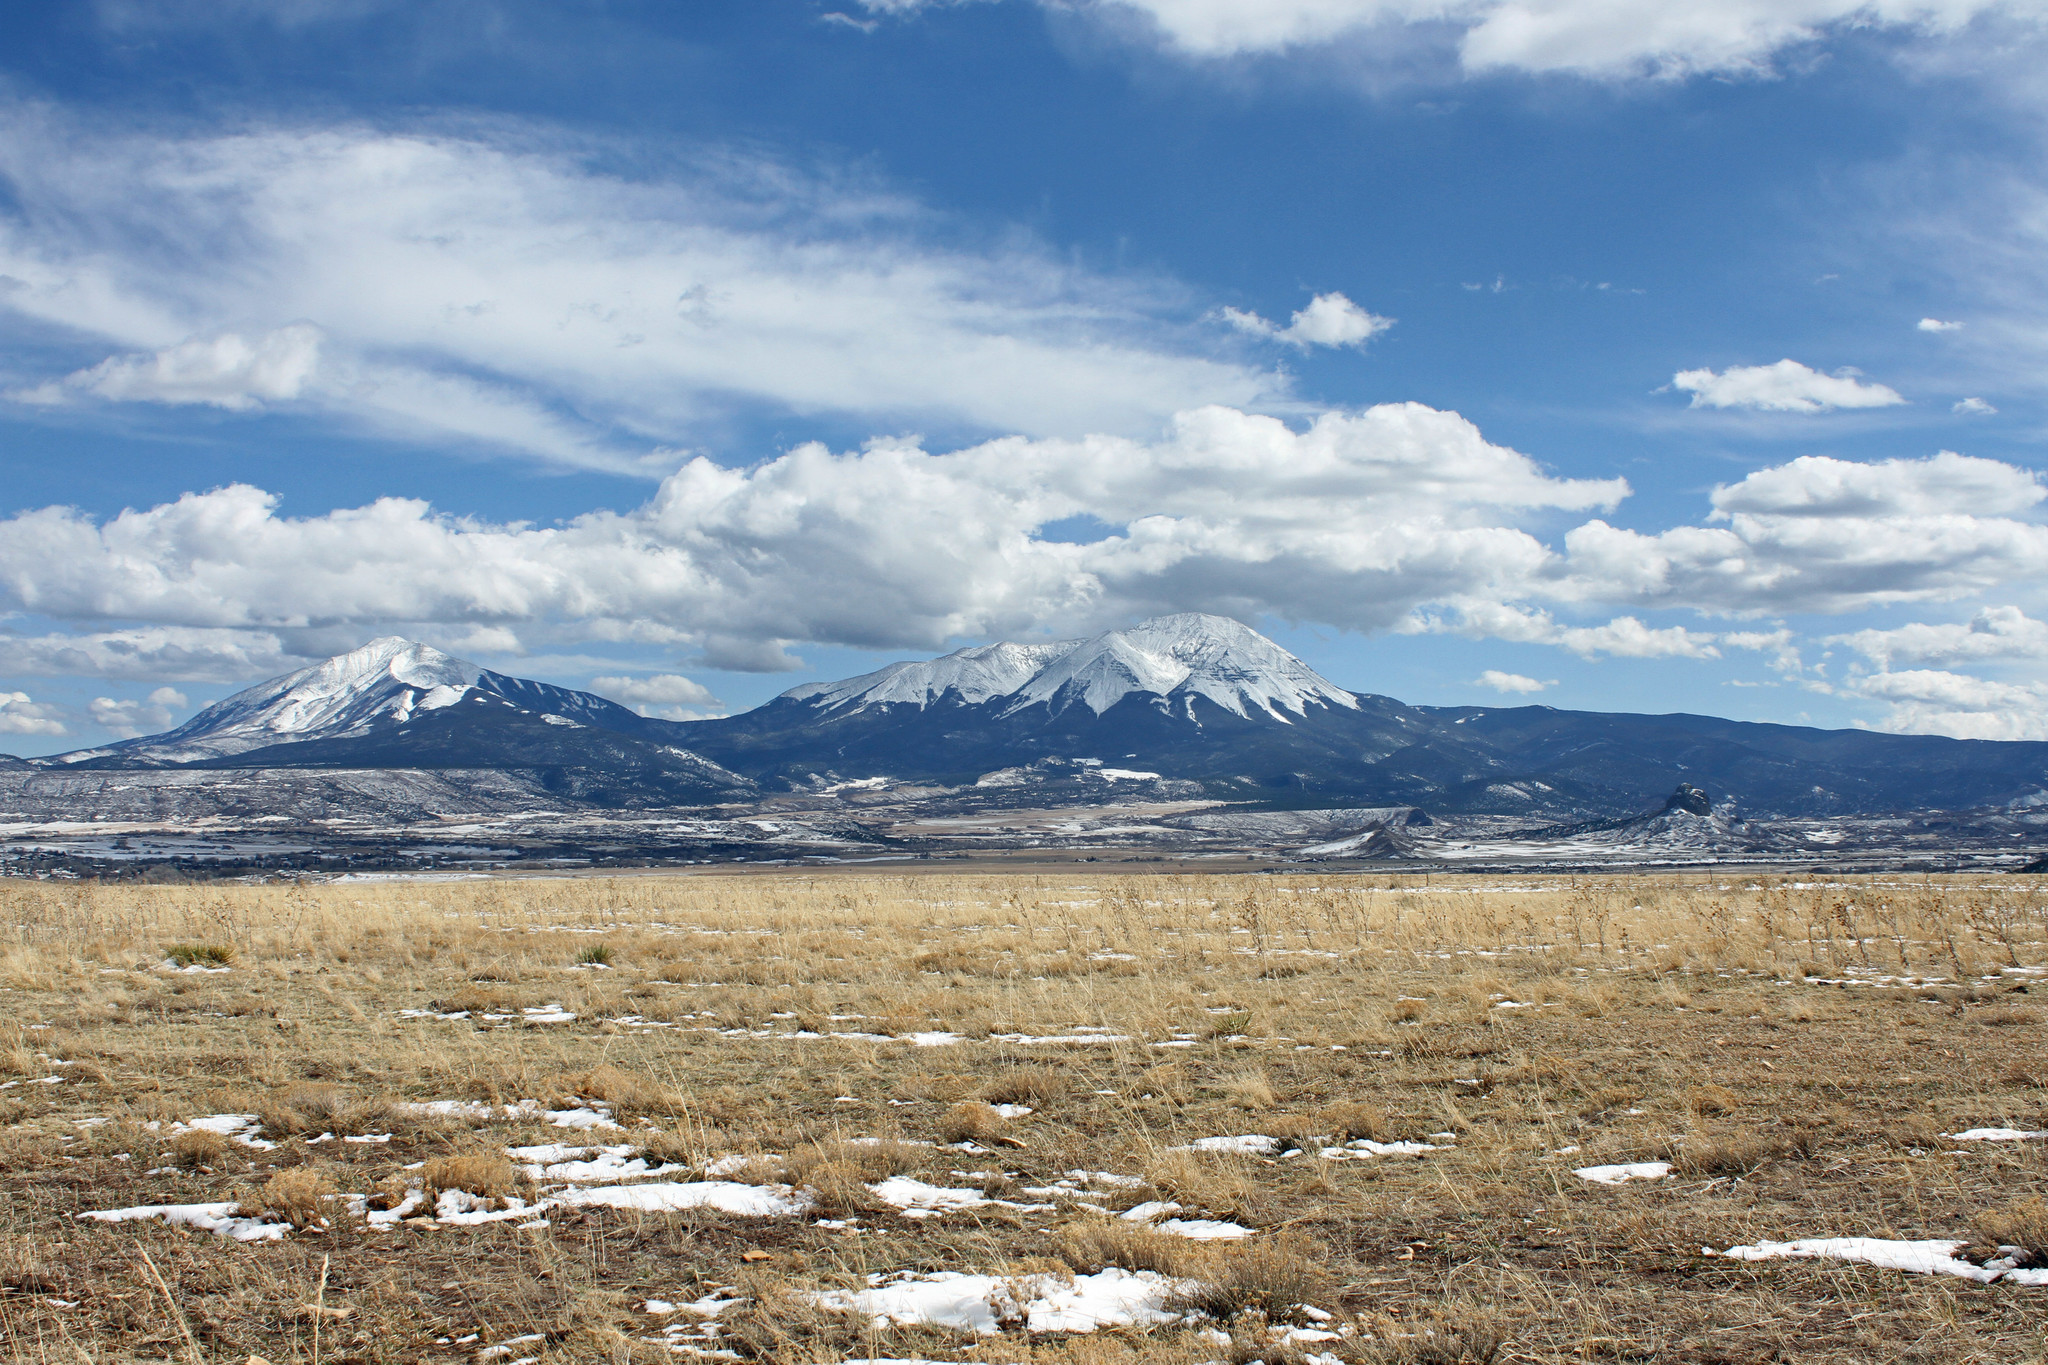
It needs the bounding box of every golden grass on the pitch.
[0,868,2042,1362]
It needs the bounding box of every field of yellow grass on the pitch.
[2,870,2045,1364]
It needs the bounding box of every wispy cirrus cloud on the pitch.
[855,0,2048,77]
[0,114,1285,474]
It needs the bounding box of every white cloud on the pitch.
[1475,669,1552,693]
[0,628,306,682]
[0,402,1625,656]
[1559,452,2048,616]
[0,691,67,737]
[1708,450,2040,518]
[1954,396,1997,413]
[589,673,726,720]
[1221,292,1393,349]
[12,325,323,411]
[5,408,2046,688]
[1847,667,2048,740]
[88,687,189,739]
[1670,359,1907,413]
[1919,317,1965,332]
[1435,602,1723,657]
[1832,604,2048,666]
[862,0,2044,77]
[0,117,1283,472]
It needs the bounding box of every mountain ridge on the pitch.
[19,614,2048,819]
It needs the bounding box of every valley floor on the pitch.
[7,778,2048,879]
[2,872,2046,1364]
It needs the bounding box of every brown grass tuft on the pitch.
[1972,1195,2048,1265]
[1056,1221,1202,1277]
[421,1152,516,1199]
[253,1167,332,1229]
[1686,1084,1740,1117]
[978,1066,1067,1107]
[1666,1131,1786,1176]
[169,1127,234,1168]
[1354,1304,1509,1363]
[937,1100,1008,1145]
[567,1062,681,1118]
[1166,1235,1329,1323]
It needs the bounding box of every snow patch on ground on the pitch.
[78,1202,290,1242]
[556,1181,811,1218]
[1712,1237,2048,1285]
[1574,1162,1673,1185]
[808,1267,1188,1335]
[866,1177,1054,1217]
[1948,1128,2048,1142]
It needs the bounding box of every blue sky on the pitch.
[4,0,2048,750]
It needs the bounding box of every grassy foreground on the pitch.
[1,870,2045,1364]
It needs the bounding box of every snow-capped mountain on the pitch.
[47,638,752,807]
[62,638,652,764]
[783,614,1359,722]
[680,614,2048,815]
[32,615,2048,820]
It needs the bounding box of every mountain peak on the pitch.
[56,636,489,764]
[783,613,1358,721]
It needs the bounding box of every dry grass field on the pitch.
[1,870,2045,1365]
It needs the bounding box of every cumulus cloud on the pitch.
[590,673,726,721]
[1476,669,1552,693]
[1670,359,1907,413]
[0,116,1281,472]
[1954,396,1997,413]
[0,402,1625,655]
[1832,605,2048,667]
[0,692,67,737]
[12,325,323,411]
[1709,450,2040,518]
[88,687,189,739]
[1847,667,2048,740]
[1919,317,1965,332]
[1221,292,1393,349]
[860,0,2040,77]
[5,407,2046,692]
